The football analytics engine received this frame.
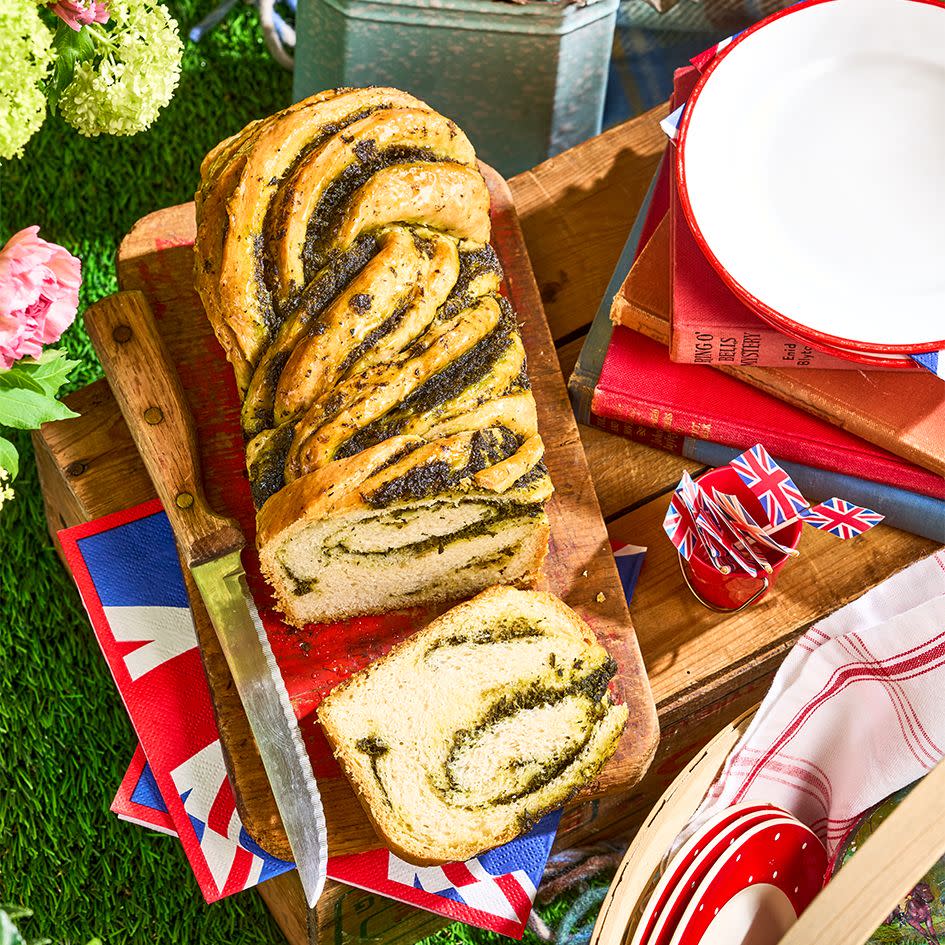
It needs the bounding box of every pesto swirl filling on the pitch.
[436,658,617,809]
[278,499,545,595]
[301,147,446,277]
[349,629,621,823]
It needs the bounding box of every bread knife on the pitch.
[85,290,327,907]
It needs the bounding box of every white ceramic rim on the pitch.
[677,0,945,353]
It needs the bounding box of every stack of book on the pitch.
[569,66,945,544]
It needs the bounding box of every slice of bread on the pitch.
[317,586,628,864]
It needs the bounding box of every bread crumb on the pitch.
[582,570,588,577]
[595,592,606,603]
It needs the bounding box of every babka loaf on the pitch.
[194,88,553,625]
[318,586,629,864]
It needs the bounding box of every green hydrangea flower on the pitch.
[59,0,183,137]
[0,468,14,510]
[0,0,54,160]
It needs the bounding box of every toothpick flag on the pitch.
[676,472,731,573]
[663,493,697,560]
[729,444,810,528]
[698,491,764,577]
[800,498,885,540]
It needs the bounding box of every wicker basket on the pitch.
[590,707,945,945]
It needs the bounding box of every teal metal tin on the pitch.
[293,0,619,175]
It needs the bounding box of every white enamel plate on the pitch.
[678,0,945,353]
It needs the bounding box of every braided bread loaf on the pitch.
[194,88,553,626]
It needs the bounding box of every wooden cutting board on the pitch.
[90,163,659,860]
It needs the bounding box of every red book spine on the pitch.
[669,324,870,370]
[592,381,945,501]
[588,411,685,455]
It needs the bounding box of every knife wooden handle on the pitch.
[85,290,244,567]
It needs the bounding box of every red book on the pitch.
[667,67,914,372]
[670,225,906,370]
[592,325,945,502]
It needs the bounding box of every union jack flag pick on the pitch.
[675,472,731,572]
[711,489,800,558]
[800,498,884,540]
[730,444,810,529]
[663,494,697,561]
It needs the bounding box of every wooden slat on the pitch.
[35,380,153,522]
[580,426,703,522]
[36,382,150,534]
[556,336,584,384]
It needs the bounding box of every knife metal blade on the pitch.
[84,291,328,907]
[191,552,328,907]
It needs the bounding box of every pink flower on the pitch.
[0,227,81,371]
[49,0,110,30]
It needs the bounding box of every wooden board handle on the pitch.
[84,290,244,567]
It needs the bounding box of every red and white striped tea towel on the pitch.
[693,550,945,854]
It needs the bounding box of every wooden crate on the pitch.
[34,103,935,944]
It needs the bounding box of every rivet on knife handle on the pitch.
[84,290,243,568]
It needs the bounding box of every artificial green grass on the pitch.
[0,6,610,942]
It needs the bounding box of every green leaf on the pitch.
[46,23,98,111]
[0,437,19,479]
[13,350,81,397]
[0,369,46,395]
[0,387,78,430]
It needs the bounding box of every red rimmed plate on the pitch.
[666,818,828,945]
[677,0,945,355]
[787,332,918,370]
[639,808,789,945]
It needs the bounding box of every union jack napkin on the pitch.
[60,500,645,936]
[112,746,175,835]
[692,549,945,853]
[658,29,945,378]
[60,503,297,902]
[112,742,561,935]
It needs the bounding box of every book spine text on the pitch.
[670,326,898,370]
